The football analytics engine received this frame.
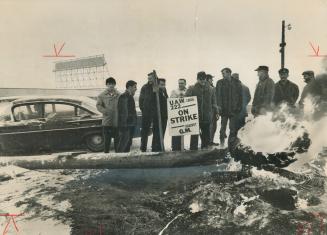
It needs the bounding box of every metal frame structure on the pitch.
[53,55,109,88]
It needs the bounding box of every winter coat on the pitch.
[241,84,251,117]
[215,78,243,116]
[170,88,187,98]
[252,77,275,116]
[273,79,299,106]
[155,88,168,120]
[139,83,156,116]
[185,82,218,123]
[299,79,323,108]
[96,89,120,126]
[117,91,137,127]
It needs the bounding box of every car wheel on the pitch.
[85,133,104,152]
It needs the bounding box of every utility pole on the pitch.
[280,20,286,69]
[279,20,292,69]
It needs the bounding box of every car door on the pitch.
[43,102,100,151]
[0,103,49,155]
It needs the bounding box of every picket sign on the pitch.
[167,96,200,136]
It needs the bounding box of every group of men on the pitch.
[96,65,321,153]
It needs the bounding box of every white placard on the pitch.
[167,96,200,136]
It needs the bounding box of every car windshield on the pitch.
[80,98,101,115]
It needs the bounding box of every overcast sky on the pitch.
[1,0,327,94]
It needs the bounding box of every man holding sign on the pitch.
[170,78,187,151]
[185,71,218,150]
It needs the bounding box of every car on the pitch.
[0,96,143,155]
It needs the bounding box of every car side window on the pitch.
[13,104,43,121]
[76,107,92,117]
[44,103,76,120]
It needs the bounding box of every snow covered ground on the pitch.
[0,129,223,234]
[0,165,73,234]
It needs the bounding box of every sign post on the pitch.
[150,70,165,152]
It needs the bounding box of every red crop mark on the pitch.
[0,213,24,235]
[296,212,327,234]
[308,42,327,57]
[311,212,326,233]
[43,42,75,58]
[83,223,104,235]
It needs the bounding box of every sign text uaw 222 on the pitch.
[168,96,199,136]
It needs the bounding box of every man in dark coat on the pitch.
[186,71,218,150]
[299,70,322,108]
[151,78,168,152]
[231,73,251,131]
[251,66,275,116]
[117,80,137,153]
[139,73,156,152]
[273,68,299,108]
[216,68,243,147]
[206,74,219,146]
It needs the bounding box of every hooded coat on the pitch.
[96,88,120,126]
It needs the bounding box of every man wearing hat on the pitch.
[298,70,322,109]
[216,68,243,147]
[186,71,218,150]
[206,74,219,146]
[273,68,299,107]
[251,66,275,116]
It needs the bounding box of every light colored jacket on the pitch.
[170,88,186,98]
[96,88,120,126]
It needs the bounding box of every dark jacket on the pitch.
[209,84,218,117]
[241,84,251,117]
[252,77,275,116]
[273,79,299,106]
[155,88,168,120]
[299,79,323,108]
[185,82,218,123]
[96,89,120,126]
[215,78,243,116]
[118,91,137,127]
[139,83,156,115]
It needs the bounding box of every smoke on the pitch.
[238,104,305,153]
[322,57,327,73]
[305,116,327,158]
[239,92,326,158]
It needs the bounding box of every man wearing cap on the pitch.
[299,70,322,108]
[186,71,218,150]
[273,68,299,108]
[206,74,219,146]
[231,73,251,131]
[216,68,243,147]
[170,78,187,151]
[251,66,275,116]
